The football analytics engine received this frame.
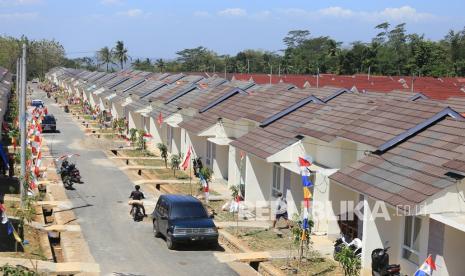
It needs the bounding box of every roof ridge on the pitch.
[376,107,465,153]
[199,87,247,113]
[259,95,324,127]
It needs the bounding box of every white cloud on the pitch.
[193,11,209,17]
[0,11,38,19]
[318,6,353,18]
[374,6,435,22]
[117,8,143,17]
[279,6,436,23]
[218,8,246,17]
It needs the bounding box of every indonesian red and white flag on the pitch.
[157,112,163,126]
[181,146,191,171]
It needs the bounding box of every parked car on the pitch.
[41,114,56,132]
[32,78,39,84]
[152,194,218,250]
[31,99,44,108]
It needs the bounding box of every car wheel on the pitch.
[166,234,176,250]
[153,220,161,238]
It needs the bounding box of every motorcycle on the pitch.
[56,154,82,189]
[371,246,401,276]
[193,157,203,177]
[129,201,144,222]
[334,234,362,260]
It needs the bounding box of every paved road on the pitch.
[33,86,236,276]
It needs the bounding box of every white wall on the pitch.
[360,197,403,275]
[171,126,181,155]
[442,224,465,276]
[213,144,229,181]
[132,111,145,130]
[244,154,273,214]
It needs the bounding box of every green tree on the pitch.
[157,143,168,168]
[171,154,181,177]
[113,40,129,69]
[97,46,114,71]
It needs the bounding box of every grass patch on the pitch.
[271,257,342,275]
[225,226,296,252]
[120,149,156,157]
[132,159,165,166]
[205,200,236,222]
[153,168,189,180]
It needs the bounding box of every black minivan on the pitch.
[41,115,57,132]
[152,194,218,250]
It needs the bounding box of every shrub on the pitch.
[335,246,361,276]
[157,143,168,168]
[171,154,181,176]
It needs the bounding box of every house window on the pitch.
[402,216,422,264]
[272,165,281,197]
[206,141,215,168]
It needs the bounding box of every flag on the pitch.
[298,157,312,167]
[7,221,14,235]
[0,142,9,169]
[157,112,163,126]
[414,255,436,276]
[181,146,191,170]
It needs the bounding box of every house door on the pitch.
[272,165,282,198]
[206,141,215,169]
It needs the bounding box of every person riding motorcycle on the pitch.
[129,185,146,217]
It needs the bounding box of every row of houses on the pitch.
[230,73,465,100]
[47,67,465,275]
[0,67,13,137]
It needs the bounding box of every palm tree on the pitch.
[113,40,129,70]
[155,58,165,72]
[97,46,114,71]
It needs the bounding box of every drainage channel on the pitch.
[42,206,64,263]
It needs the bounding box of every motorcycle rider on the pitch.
[129,185,146,216]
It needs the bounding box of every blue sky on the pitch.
[1,0,465,59]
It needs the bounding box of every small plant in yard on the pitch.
[0,264,38,275]
[171,154,181,176]
[129,128,138,144]
[335,246,361,276]
[291,212,313,247]
[230,185,239,199]
[157,143,168,168]
[136,129,146,150]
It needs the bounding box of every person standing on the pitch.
[273,192,290,228]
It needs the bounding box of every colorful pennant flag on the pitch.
[181,146,191,171]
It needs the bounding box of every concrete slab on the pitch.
[44,224,81,232]
[109,156,162,160]
[133,179,188,185]
[214,252,271,263]
[120,165,165,170]
[0,257,100,274]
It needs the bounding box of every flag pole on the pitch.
[189,150,192,196]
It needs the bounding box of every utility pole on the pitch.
[20,44,27,206]
[368,66,371,80]
[316,67,320,88]
[411,72,415,93]
[247,59,250,74]
[269,65,273,85]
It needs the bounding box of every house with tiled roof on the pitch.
[49,68,465,276]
